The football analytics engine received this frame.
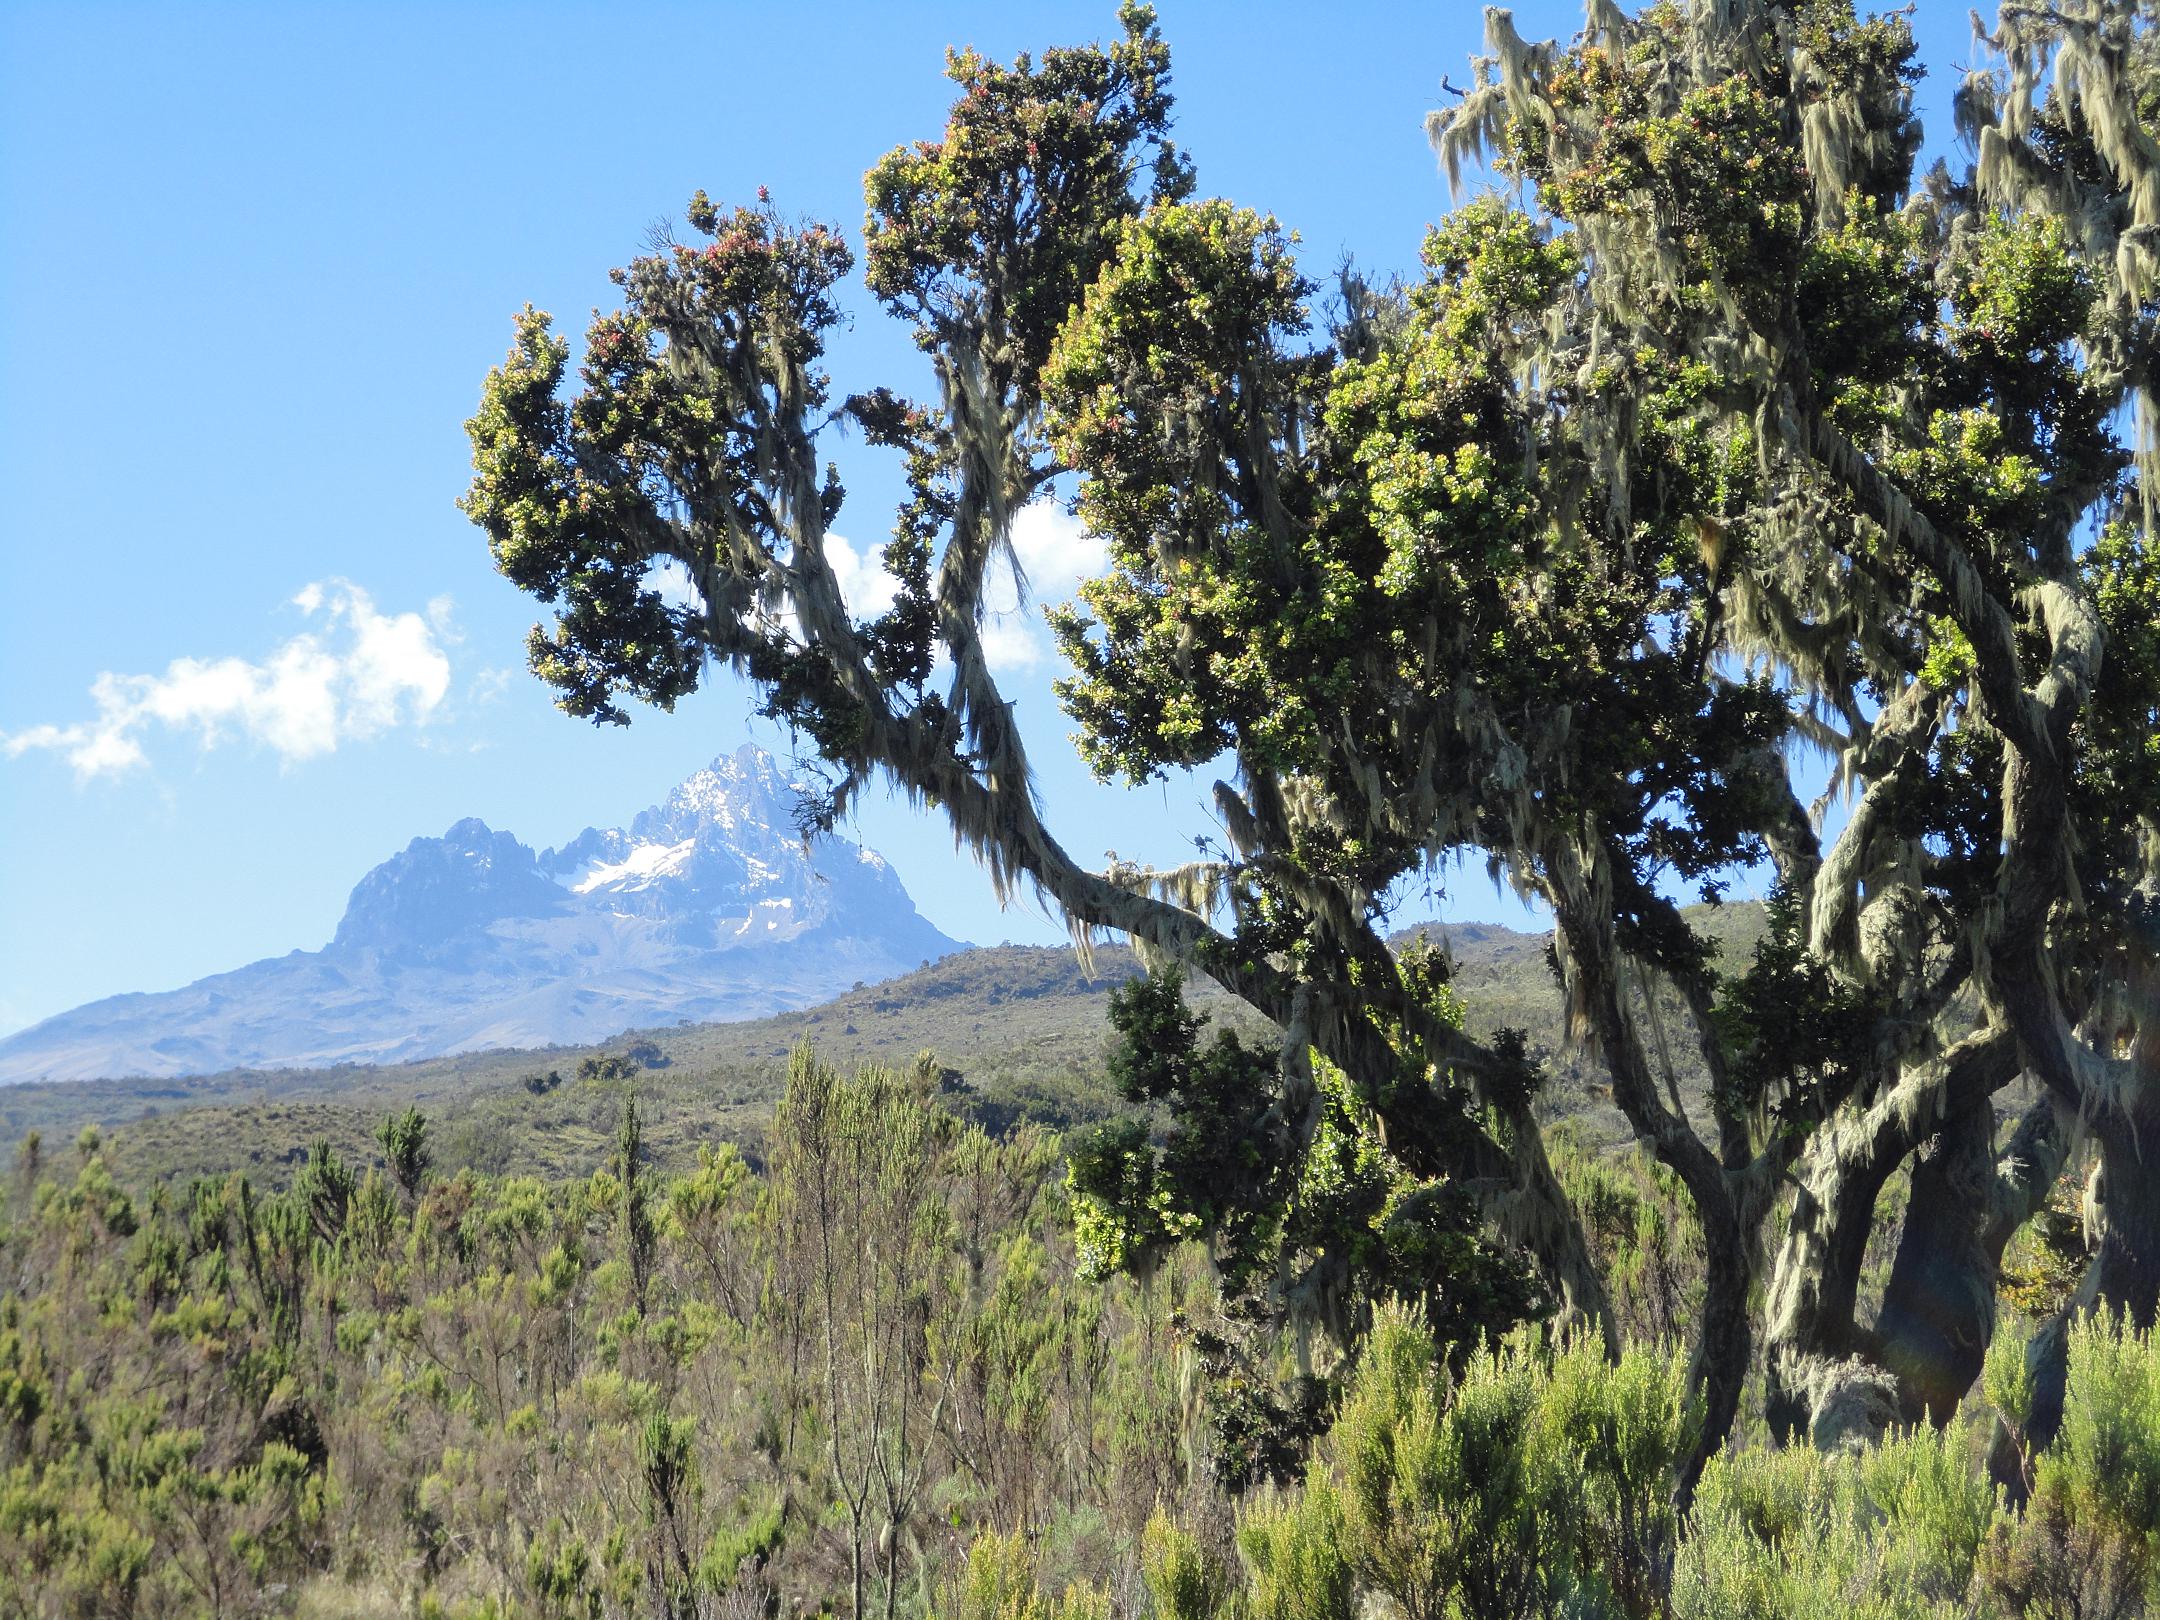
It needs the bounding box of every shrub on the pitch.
[1674,1419,2005,1619]
[1238,1471,1353,1620]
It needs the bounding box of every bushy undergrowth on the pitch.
[0,1058,1216,1619]
[3,1063,2156,1619]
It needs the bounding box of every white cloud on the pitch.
[5,580,453,780]
[977,617,1049,674]
[644,559,706,611]
[1009,499,1109,602]
[981,499,1106,673]
[825,534,900,620]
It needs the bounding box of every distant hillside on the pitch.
[1400,900,1771,1123]
[0,943,1221,1183]
[5,903,1771,1186]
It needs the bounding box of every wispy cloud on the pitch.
[979,500,1108,672]
[5,580,453,779]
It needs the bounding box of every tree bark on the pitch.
[1760,1028,2019,1439]
[1873,1098,2001,1424]
[1873,1091,2072,1425]
[1761,1131,1901,1443]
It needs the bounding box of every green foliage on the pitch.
[1066,968,1276,1284]
[1066,972,1540,1486]
[948,1528,1040,1620]
[1225,1303,1698,1619]
[1675,1421,2006,1618]
[614,1093,657,1313]
[1237,1472,1353,1620]
[1139,1507,1232,1620]
[1711,886,1876,1135]
[1670,1315,2160,1617]
[2020,1308,2160,1579]
[2077,521,2160,882]
[11,1095,2160,1618]
[0,1052,1226,1620]
[1042,197,1323,782]
[863,2,1190,387]
[1331,1303,1545,1620]
[377,1106,433,1201]
[1533,1333,1700,1616]
[940,1527,1114,1620]
[1548,1124,1705,1349]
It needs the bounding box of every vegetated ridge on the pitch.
[4,903,1769,1188]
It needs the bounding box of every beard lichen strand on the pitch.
[1803,412,2049,758]
[1798,79,1874,227]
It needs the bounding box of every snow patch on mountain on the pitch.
[565,837,697,894]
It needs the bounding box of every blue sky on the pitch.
[0,2,1976,1037]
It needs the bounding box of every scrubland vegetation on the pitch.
[4,1027,2156,1618]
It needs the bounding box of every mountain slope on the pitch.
[0,746,959,1083]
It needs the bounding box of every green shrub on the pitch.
[1975,1309,2160,1615]
[1675,1415,2009,1618]
[1140,1508,1233,1620]
[1250,1304,1697,1619]
[1530,1332,1698,1616]
[943,1529,1113,1620]
[1238,1471,1354,1620]
[2039,1307,2160,1545]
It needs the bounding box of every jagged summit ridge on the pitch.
[531,744,863,933]
[0,745,961,1083]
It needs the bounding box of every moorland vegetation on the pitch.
[5,1022,2158,1617]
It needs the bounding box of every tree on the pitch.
[614,1092,657,1316]
[466,0,2160,1494]
[464,0,1609,1428]
[1418,0,2160,1459]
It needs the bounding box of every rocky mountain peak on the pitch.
[331,818,560,955]
[0,743,961,1082]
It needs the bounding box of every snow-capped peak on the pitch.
[0,741,963,1084]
